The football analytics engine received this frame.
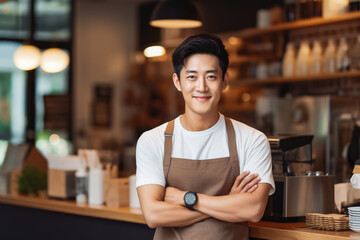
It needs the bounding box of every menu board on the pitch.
[43,94,70,130]
[92,84,112,128]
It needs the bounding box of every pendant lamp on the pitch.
[150,0,202,29]
[144,45,166,58]
[40,48,69,73]
[13,45,41,71]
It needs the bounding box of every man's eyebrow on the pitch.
[206,70,218,73]
[185,69,218,73]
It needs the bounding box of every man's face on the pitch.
[173,54,228,117]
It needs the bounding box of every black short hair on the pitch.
[172,34,229,79]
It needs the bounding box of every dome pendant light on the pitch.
[144,45,166,58]
[13,45,41,71]
[150,0,202,29]
[40,48,69,73]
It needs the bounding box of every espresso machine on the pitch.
[264,135,335,221]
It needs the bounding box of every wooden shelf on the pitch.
[231,70,360,87]
[223,11,360,39]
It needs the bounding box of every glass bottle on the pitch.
[284,0,297,21]
[349,0,360,11]
[296,41,311,75]
[300,0,310,18]
[76,167,88,204]
[309,40,323,74]
[323,38,336,73]
[270,0,284,25]
[282,42,296,76]
[349,35,360,70]
[313,0,323,16]
[306,0,315,17]
[336,37,350,71]
[256,62,268,79]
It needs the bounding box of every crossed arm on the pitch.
[137,171,271,228]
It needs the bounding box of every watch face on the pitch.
[185,192,196,205]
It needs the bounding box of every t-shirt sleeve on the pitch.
[243,131,275,195]
[135,131,166,188]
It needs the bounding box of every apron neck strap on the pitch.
[225,117,240,178]
[163,119,175,180]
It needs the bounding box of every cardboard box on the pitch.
[105,178,129,208]
[48,169,76,199]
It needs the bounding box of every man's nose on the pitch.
[196,76,208,92]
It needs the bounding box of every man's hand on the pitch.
[229,170,261,195]
[164,186,186,206]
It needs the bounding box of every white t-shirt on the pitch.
[136,114,275,195]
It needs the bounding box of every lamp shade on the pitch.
[144,45,166,58]
[40,48,69,73]
[150,0,202,29]
[13,45,41,71]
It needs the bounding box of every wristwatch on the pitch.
[184,191,198,210]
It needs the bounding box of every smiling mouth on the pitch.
[193,96,211,102]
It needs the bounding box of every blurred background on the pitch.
[1,0,360,181]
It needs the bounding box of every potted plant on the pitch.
[17,165,47,196]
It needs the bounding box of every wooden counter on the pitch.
[0,193,145,224]
[248,221,360,240]
[1,193,360,239]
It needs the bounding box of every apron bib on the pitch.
[154,117,249,240]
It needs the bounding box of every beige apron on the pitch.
[154,117,249,240]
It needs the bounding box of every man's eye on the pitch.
[207,75,216,80]
[187,75,196,80]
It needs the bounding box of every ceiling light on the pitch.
[40,48,69,73]
[228,37,240,45]
[49,134,60,145]
[144,45,166,58]
[13,45,41,71]
[150,0,202,29]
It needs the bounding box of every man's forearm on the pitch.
[143,200,209,228]
[138,184,209,228]
[193,184,271,222]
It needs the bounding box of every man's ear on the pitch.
[173,73,182,92]
[222,72,229,91]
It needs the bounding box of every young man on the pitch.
[136,34,275,239]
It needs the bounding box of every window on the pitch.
[0,0,73,155]
[0,42,26,144]
[0,0,30,39]
[34,0,71,41]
